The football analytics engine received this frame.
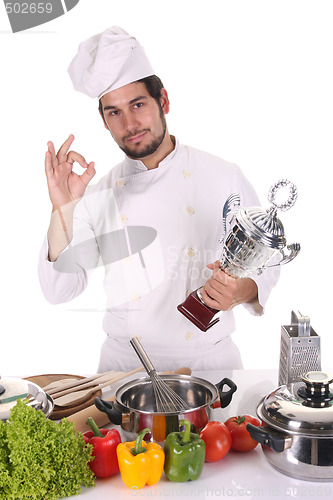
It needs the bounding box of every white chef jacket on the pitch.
[38,138,279,371]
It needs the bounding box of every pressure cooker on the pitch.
[247,371,333,481]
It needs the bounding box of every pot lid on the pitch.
[235,179,298,250]
[0,377,53,421]
[258,371,333,435]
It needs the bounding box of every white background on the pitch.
[0,0,332,377]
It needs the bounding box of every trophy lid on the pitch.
[235,180,298,250]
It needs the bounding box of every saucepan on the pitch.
[95,374,237,442]
[247,371,333,482]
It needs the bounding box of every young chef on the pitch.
[38,26,279,372]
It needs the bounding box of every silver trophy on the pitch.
[219,179,300,277]
[178,179,301,331]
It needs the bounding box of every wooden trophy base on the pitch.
[177,289,222,332]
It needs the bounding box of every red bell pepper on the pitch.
[83,417,122,478]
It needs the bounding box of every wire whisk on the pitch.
[130,337,190,413]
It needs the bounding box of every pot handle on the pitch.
[213,377,237,409]
[94,397,123,426]
[246,423,292,452]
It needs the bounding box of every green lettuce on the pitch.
[0,399,95,499]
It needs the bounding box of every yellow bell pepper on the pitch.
[116,428,165,489]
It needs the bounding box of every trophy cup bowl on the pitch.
[177,179,301,331]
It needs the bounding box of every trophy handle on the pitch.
[262,243,301,271]
[219,193,241,242]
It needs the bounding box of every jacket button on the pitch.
[120,214,128,223]
[183,170,191,178]
[116,179,125,187]
[186,206,195,215]
[132,294,141,301]
[187,248,195,257]
[185,332,193,340]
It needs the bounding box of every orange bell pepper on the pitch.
[152,415,167,442]
[116,428,164,489]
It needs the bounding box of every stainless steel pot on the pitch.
[247,371,333,482]
[95,374,236,442]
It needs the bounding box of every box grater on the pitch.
[278,310,321,386]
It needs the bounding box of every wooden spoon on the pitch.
[42,378,80,391]
[43,371,125,394]
[54,388,99,408]
[53,367,143,408]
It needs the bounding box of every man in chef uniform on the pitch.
[39,26,279,372]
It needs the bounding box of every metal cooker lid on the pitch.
[0,377,52,420]
[259,372,333,435]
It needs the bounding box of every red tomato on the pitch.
[224,415,260,452]
[199,421,231,462]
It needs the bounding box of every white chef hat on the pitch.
[68,26,155,99]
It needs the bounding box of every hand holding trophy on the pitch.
[177,179,301,331]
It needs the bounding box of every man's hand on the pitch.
[45,134,96,211]
[200,260,258,311]
[45,135,96,262]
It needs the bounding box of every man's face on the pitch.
[100,82,168,159]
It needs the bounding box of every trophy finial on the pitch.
[268,179,298,212]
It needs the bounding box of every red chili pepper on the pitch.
[83,417,122,478]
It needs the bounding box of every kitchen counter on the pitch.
[72,369,333,499]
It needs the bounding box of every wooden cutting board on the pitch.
[25,373,102,420]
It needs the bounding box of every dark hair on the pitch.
[98,75,164,122]
[137,74,164,101]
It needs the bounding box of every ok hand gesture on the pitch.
[45,134,96,211]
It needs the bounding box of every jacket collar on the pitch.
[123,136,179,176]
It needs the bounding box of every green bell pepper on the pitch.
[164,419,206,482]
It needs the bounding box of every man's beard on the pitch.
[119,112,167,159]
